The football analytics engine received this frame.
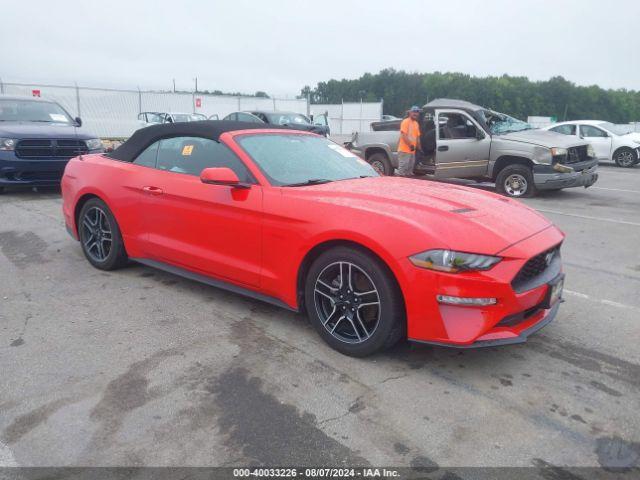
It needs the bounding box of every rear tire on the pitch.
[78,198,128,271]
[613,147,637,168]
[367,152,394,176]
[495,164,537,198]
[304,246,405,357]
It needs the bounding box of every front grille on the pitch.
[512,245,560,290]
[554,145,589,165]
[16,139,88,159]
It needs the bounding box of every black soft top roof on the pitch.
[109,120,284,162]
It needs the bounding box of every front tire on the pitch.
[613,147,637,168]
[78,198,128,270]
[367,152,394,176]
[496,164,537,198]
[304,246,405,357]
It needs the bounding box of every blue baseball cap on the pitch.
[409,105,421,112]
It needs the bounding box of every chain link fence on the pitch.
[0,81,383,139]
[0,82,308,138]
[310,101,383,136]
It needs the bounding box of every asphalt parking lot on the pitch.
[0,164,639,472]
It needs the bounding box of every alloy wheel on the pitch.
[504,174,528,197]
[616,150,635,167]
[81,206,113,262]
[313,261,381,344]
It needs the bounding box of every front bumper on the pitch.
[412,302,560,348]
[533,162,599,190]
[401,225,565,347]
[0,150,101,187]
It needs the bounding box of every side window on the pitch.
[438,112,478,140]
[237,112,262,123]
[581,125,607,138]
[223,113,238,121]
[550,124,576,135]
[133,141,160,168]
[137,113,145,121]
[155,136,253,181]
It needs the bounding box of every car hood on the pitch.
[499,129,586,148]
[282,177,552,255]
[0,121,96,139]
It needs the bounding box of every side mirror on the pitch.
[475,129,485,140]
[200,167,250,189]
[75,117,82,127]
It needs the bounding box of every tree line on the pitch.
[301,69,640,123]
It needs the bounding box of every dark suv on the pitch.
[0,96,104,193]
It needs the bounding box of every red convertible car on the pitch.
[62,121,565,356]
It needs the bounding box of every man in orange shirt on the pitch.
[397,105,421,176]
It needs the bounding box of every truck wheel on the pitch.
[613,147,637,168]
[496,165,537,198]
[368,152,393,176]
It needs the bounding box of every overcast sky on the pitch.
[3,0,639,96]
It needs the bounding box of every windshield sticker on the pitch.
[49,113,68,122]
[328,144,357,157]
[181,145,194,156]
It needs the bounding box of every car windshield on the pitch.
[480,109,533,135]
[237,134,378,186]
[597,122,633,136]
[0,99,73,124]
[265,112,311,126]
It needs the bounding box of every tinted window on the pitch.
[155,136,252,181]
[438,112,478,139]
[223,113,238,121]
[550,124,576,135]
[581,125,607,137]
[134,141,160,167]
[237,112,264,123]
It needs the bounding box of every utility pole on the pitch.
[172,78,176,93]
[194,77,198,93]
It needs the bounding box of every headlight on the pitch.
[409,249,501,273]
[550,147,568,157]
[532,146,553,163]
[633,139,640,145]
[86,138,103,150]
[0,138,17,151]
[587,144,596,157]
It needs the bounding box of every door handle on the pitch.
[142,186,164,195]
[438,145,449,152]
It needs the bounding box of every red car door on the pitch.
[140,137,263,287]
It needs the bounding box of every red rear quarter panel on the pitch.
[62,153,149,258]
